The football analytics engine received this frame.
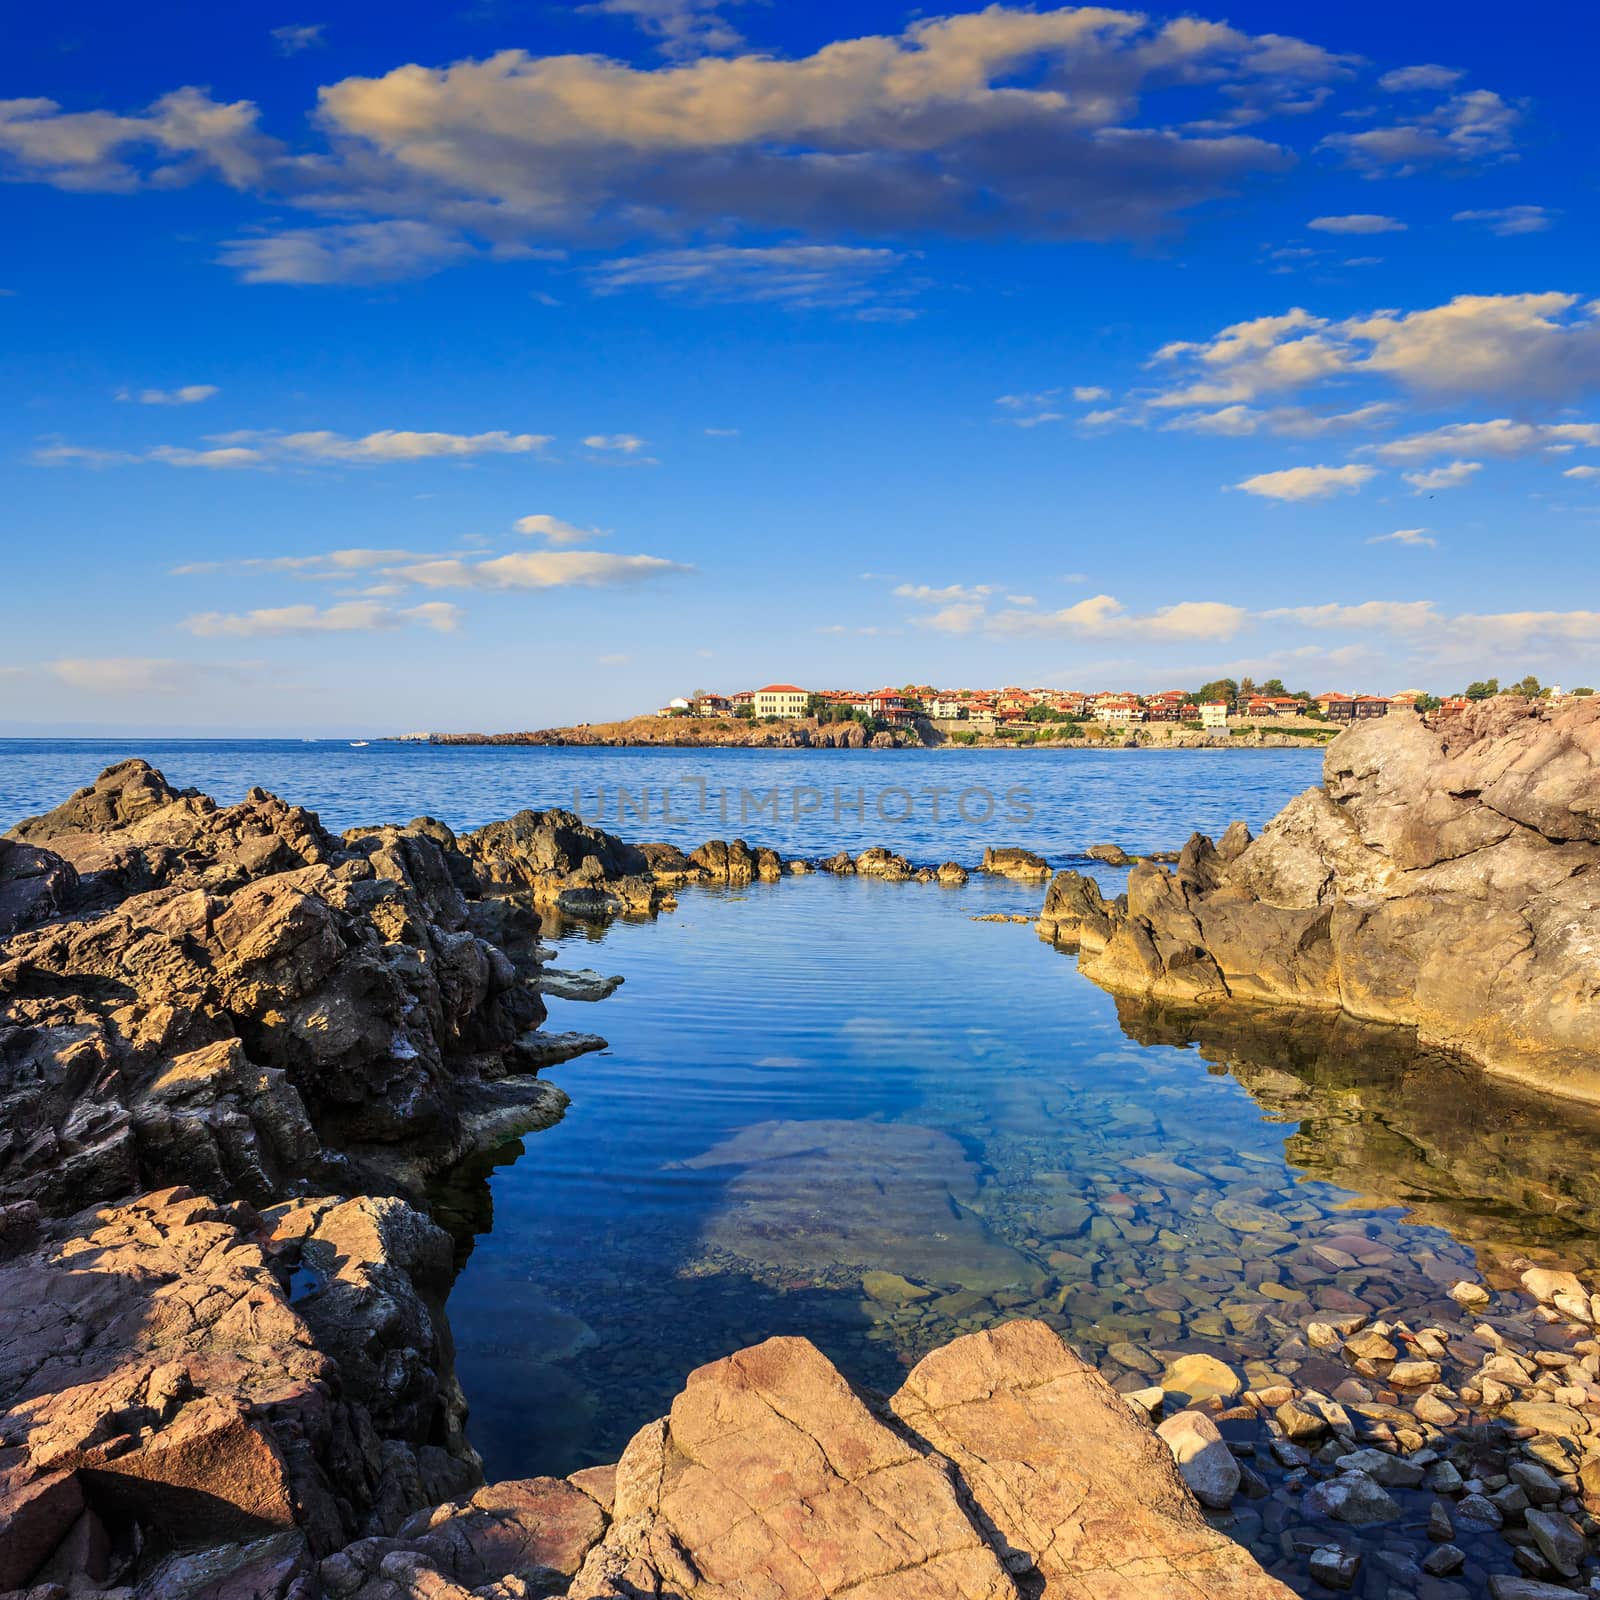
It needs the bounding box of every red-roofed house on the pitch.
[753,684,810,718]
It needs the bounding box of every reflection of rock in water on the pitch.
[1116,997,1600,1274]
[682,1118,1038,1293]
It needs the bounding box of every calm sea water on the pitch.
[7,740,1597,1596]
[0,737,1320,860]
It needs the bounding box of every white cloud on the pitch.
[1148,293,1600,413]
[125,383,218,405]
[32,441,266,469]
[1377,64,1464,92]
[1377,419,1600,460]
[1402,460,1482,491]
[1321,89,1520,175]
[986,595,1248,641]
[1565,465,1600,481]
[894,582,995,603]
[1235,463,1376,500]
[514,513,608,543]
[1262,600,1439,631]
[582,433,647,453]
[1072,386,1109,402]
[49,656,264,694]
[270,23,325,54]
[704,426,739,437]
[1366,527,1436,547]
[172,547,437,575]
[0,87,272,193]
[182,600,464,637]
[1452,205,1556,236]
[270,427,550,461]
[918,601,988,634]
[390,551,690,589]
[579,0,747,59]
[591,244,906,311]
[218,221,473,284]
[1307,214,1406,234]
[1163,400,1391,437]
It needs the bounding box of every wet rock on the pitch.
[1303,1472,1402,1525]
[0,840,80,936]
[1333,1448,1425,1488]
[854,847,914,881]
[1085,843,1133,867]
[1488,1579,1589,1599]
[980,846,1051,881]
[1344,1329,1400,1363]
[1451,1280,1492,1309]
[936,862,969,886]
[1156,1409,1241,1508]
[861,1270,933,1305]
[681,1119,1035,1293]
[1160,1352,1243,1404]
[462,808,670,913]
[1308,1543,1362,1589]
[1424,1542,1466,1575]
[1525,1508,1587,1576]
[538,967,624,1002]
[1390,1358,1444,1387]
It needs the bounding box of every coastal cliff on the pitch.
[1039,696,1600,1103]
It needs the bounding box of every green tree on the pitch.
[1414,693,1442,711]
[734,703,754,719]
[1194,677,1239,706]
[1574,687,1595,696]
[1464,678,1500,700]
[1512,674,1544,698]
[1260,678,1287,696]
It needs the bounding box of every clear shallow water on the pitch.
[0,737,1321,861]
[441,873,1600,1490]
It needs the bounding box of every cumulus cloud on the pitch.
[390,551,690,589]
[1377,64,1464,92]
[182,600,463,637]
[989,595,1249,640]
[894,582,996,603]
[582,433,647,453]
[1073,386,1109,402]
[276,10,1349,250]
[1376,419,1600,460]
[1162,401,1391,437]
[124,383,218,405]
[33,442,266,469]
[1320,89,1520,175]
[1148,293,1600,411]
[1452,204,1556,236]
[1264,600,1600,658]
[1367,527,1436,547]
[1402,461,1482,491]
[1235,463,1376,500]
[1307,213,1406,234]
[252,428,551,461]
[218,221,473,284]
[514,513,607,544]
[590,244,905,310]
[1565,465,1600,481]
[0,87,274,192]
[171,547,435,576]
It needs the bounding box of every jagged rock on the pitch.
[936,862,969,886]
[817,850,857,875]
[1039,697,1600,1102]
[686,838,759,885]
[1156,1409,1240,1508]
[570,1322,1292,1599]
[0,766,569,1216]
[0,1188,469,1592]
[0,841,80,937]
[1085,843,1133,866]
[461,810,671,916]
[980,846,1051,880]
[854,846,914,880]
[537,968,624,1002]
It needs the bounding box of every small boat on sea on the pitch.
[350,740,370,747]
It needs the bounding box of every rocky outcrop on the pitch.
[1039,698,1600,1102]
[570,1320,1292,1598]
[0,764,586,1220]
[981,846,1051,880]
[461,809,671,918]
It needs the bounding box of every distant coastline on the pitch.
[402,714,1338,752]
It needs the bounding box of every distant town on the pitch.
[656,675,1592,736]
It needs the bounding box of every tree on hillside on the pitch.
[1575,687,1595,696]
[1260,678,1287,696]
[1464,678,1500,700]
[1195,677,1239,706]
[1511,674,1545,698]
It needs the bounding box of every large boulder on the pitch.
[569,1321,1293,1598]
[1039,697,1600,1102]
[460,809,670,916]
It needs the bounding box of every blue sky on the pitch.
[4,0,1598,733]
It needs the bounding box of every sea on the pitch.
[5,738,1598,1596]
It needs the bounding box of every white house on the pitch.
[1200,702,1229,729]
[753,683,810,718]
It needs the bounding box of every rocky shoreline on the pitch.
[1038,697,1600,1104]
[3,752,1600,1597]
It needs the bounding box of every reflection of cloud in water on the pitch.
[683,1118,1037,1294]
[1115,998,1600,1275]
